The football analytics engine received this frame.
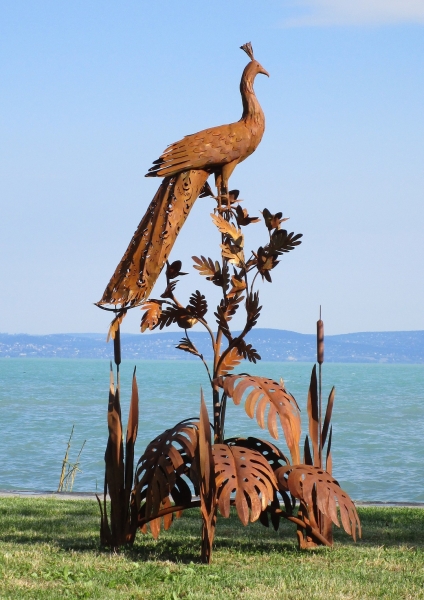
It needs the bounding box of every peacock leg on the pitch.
[216,161,238,210]
[214,172,225,211]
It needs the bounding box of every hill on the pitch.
[1,329,423,363]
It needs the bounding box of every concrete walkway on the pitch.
[0,490,423,507]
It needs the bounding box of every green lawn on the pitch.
[0,497,423,599]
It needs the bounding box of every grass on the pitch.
[0,498,423,599]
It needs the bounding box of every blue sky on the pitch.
[1,1,423,335]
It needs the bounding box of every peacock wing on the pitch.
[146,122,249,178]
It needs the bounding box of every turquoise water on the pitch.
[0,359,423,501]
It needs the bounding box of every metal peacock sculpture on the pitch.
[97,45,362,561]
[97,42,268,309]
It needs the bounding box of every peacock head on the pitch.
[240,42,270,79]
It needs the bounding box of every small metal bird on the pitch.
[98,43,269,309]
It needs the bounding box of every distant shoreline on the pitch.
[1,329,424,364]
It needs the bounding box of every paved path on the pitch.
[0,490,423,508]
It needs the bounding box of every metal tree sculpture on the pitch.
[97,44,361,563]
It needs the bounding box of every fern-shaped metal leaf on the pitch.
[188,290,208,319]
[176,337,199,356]
[140,301,162,332]
[192,255,219,278]
[217,346,243,376]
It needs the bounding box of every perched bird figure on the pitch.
[98,42,269,309]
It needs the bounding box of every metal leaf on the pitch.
[304,435,313,466]
[166,260,187,279]
[124,368,139,506]
[188,290,208,319]
[192,255,218,278]
[236,339,261,363]
[322,387,335,448]
[213,442,277,526]
[156,305,187,329]
[216,375,301,464]
[275,465,361,541]
[210,213,242,242]
[235,205,260,227]
[227,274,247,298]
[140,301,162,332]
[197,391,216,563]
[176,337,200,357]
[220,241,245,267]
[133,418,199,535]
[146,497,177,540]
[269,229,303,254]
[326,426,333,475]
[160,281,178,299]
[217,346,243,376]
[107,310,127,342]
[103,365,124,547]
[214,296,244,342]
[245,291,261,332]
[307,365,319,467]
[224,436,290,470]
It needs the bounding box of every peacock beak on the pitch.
[258,65,270,77]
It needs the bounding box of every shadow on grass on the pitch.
[1,499,423,561]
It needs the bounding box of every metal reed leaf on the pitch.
[124,368,139,508]
[322,387,335,448]
[307,365,319,467]
[197,391,217,563]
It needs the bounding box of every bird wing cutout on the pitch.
[146,121,250,178]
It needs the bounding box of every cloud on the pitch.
[283,0,424,27]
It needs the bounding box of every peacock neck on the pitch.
[240,76,264,125]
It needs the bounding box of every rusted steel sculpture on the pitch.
[97,42,268,310]
[97,43,361,563]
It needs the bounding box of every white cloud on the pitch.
[284,0,424,26]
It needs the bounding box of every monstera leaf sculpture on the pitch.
[216,375,301,464]
[133,418,199,538]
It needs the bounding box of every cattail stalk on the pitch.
[317,308,324,467]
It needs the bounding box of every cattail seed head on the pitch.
[113,325,121,366]
[317,319,324,364]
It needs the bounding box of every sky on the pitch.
[1,1,423,336]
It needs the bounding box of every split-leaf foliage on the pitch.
[100,187,360,563]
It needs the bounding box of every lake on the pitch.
[0,359,423,502]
